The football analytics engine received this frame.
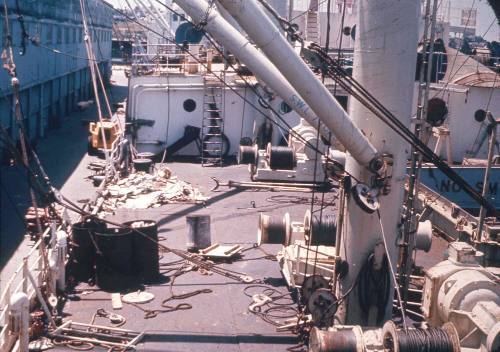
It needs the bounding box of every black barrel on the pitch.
[133,158,152,173]
[124,220,160,284]
[68,219,106,282]
[94,227,136,292]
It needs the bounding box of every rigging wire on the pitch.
[442,0,477,92]
[1,0,44,238]
[107,0,351,181]
[290,0,331,22]
[430,17,497,101]
[307,44,498,214]
[377,209,408,331]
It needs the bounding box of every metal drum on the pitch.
[186,215,211,252]
[69,219,106,283]
[124,220,160,284]
[133,158,152,173]
[94,227,136,292]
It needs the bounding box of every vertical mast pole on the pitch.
[338,0,419,325]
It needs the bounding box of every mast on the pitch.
[338,0,419,324]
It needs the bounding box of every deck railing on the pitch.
[0,116,125,352]
[131,43,208,75]
[0,228,50,352]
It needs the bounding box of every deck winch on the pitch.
[238,120,346,183]
[258,210,337,247]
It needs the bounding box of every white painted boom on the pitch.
[175,0,379,167]
[218,0,379,167]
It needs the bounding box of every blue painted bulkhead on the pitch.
[418,166,500,210]
[0,0,113,159]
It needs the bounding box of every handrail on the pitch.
[0,124,124,351]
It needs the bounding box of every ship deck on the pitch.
[2,67,449,352]
[57,163,312,351]
[54,161,448,352]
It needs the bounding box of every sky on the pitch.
[108,0,499,42]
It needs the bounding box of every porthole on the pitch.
[183,99,196,112]
[426,97,448,127]
[474,109,487,123]
[280,101,292,114]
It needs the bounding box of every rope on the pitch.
[89,308,126,327]
[243,285,297,327]
[126,263,212,319]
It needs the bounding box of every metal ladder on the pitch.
[305,0,320,44]
[201,73,225,166]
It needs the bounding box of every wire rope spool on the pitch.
[309,326,365,352]
[301,275,330,303]
[352,183,380,213]
[304,210,337,246]
[238,144,258,165]
[266,143,296,170]
[382,321,460,352]
[307,288,338,326]
[257,213,291,245]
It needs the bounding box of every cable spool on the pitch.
[238,144,258,165]
[257,213,291,245]
[266,143,296,170]
[414,220,433,252]
[309,326,364,352]
[303,209,337,246]
[382,321,460,352]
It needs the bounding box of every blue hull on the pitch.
[415,166,500,210]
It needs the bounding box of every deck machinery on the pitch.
[176,0,500,351]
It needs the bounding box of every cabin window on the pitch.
[183,99,196,112]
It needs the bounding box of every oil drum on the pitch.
[94,227,136,291]
[68,218,106,282]
[186,214,211,252]
[124,220,160,284]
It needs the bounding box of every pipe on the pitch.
[174,0,377,167]
[217,0,379,167]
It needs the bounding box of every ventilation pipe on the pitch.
[217,0,379,168]
[174,0,379,168]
